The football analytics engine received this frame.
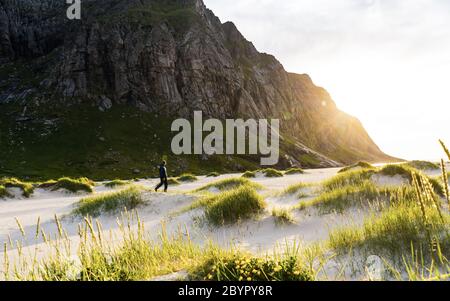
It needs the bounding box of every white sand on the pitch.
[0,166,443,279]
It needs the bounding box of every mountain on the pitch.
[0,0,397,180]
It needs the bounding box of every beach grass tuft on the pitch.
[242,171,256,178]
[272,208,296,225]
[0,178,34,197]
[282,182,310,198]
[328,172,450,258]
[177,174,198,182]
[105,179,131,188]
[206,172,220,177]
[192,250,313,281]
[338,161,375,173]
[195,177,262,193]
[39,177,94,193]
[167,178,181,185]
[284,168,305,175]
[403,160,440,170]
[261,168,284,178]
[203,186,266,226]
[73,186,144,217]
[0,185,11,198]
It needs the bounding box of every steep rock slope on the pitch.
[0,0,397,179]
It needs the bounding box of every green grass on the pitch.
[379,165,444,195]
[76,227,202,281]
[206,172,220,177]
[328,202,450,257]
[298,181,386,214]
[0,178,34,197]
[104,179,131,188]
[39,177,94,193]
[261,168,284,178]
[322,169,375,192]
[167,178,181,185]
[13,217,210,281]
[328,172,450,258]
[403,160,440,170]
[0,185,11,198]
[295,163,446,215]
[8,215,314,281]
[378,164,415,179]
[271,208,295,225]
[0,103,263,182]
[191,251,313,281]
[338,161,374,173]
[284,168,304,175]
[324,164,444,195]
[177,174,198,182]
[72,186,144,217]
[282,183,310,196]
[242,171,256,178]
[195,177,262,192]
[203,186,266,226]
[394,243,450,281]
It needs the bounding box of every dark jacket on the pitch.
[159,165,167,178]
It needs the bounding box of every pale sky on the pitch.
[204,0,450,161]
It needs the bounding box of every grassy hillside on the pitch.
[0,102,263,181]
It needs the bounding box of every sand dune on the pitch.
[0,166,447,280]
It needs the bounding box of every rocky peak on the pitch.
[222,21,259,61]
[0,0,396,168]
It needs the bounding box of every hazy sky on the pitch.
[204,0,450,161]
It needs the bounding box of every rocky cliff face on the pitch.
[0,0,396,176]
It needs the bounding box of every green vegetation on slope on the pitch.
[18,220,207,281]
[403,160,440,170]
[195,177,262,192]
[177,174,198,183]
[0,102,261,181]
[104,179,131,188]
[0,185,11,198]
[338,161,375,173]
[242,171,256,178]
[73,186,144,217]
[322,169,375,192]
[378,165,444,195]
[8,216,315,281]
[188,186,266,226]
[271,208,295,226]
[282,182,310,197]
[284,168,305,175]
[261,168,284,178]
[304,162,447,214]
[0,178,34,197]
[241,168,284,178]
[298,181,383,214]
[206,172,220,177]
[167,178,181,185]
[39,177,94,193]
[328,202,449,257]
[326,164,443,195]
[328,172,449,257]
[192,252,313,281]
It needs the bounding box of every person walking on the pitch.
[155,161,168,192]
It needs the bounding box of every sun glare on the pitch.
[205,0,450,161]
